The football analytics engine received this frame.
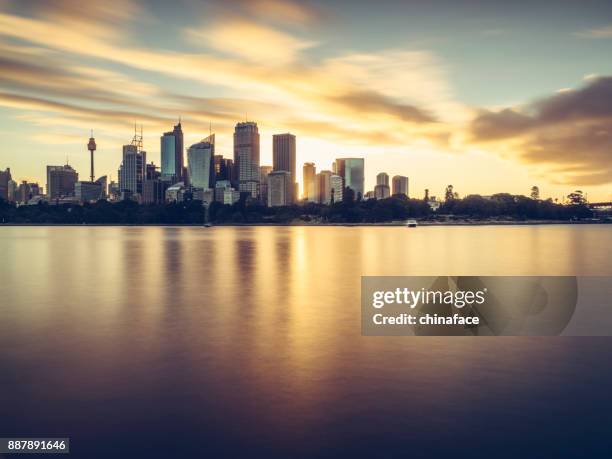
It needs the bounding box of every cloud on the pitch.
[575,24,612,38]
[185,19,317,65]
[243,0,323,25]
[469,76,612,185]
[0,7,455,151]
[332,90,435,123]
[9,0,144,25]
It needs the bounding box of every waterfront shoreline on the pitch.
[0,220,609,227]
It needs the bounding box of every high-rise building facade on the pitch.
[267,170,292,207]
[118,143,146,200]
[260,165,273,206]
[392,175,409,197]
[334,158,365,200]
[160,121,184,183]
[0,168,11,201]
[377,172,389,187]
[225,159,236,186]
[187,135,216,190]
[303,162,316,202]
[75,181,103,203]
[18,181,40,204]
[160,131,176,183]
[233,122,260,198]
[375,172,391,199]
[7,179,17,202]
[143,163,166,205]
[47,164,78,199]
[316,170,333,204]
[213,155,227,181]
[330,174,343,204]
[272,133,296,203]
[374,184,390,199]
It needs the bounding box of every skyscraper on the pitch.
[234,121,260,198]
[330,174,343,204]
[260,165,273,206]
[214,155,227,180]
[118,133,146,201]
[160,131,176,183]
[173,121,184,183]
[7,179,17,202]
[374,172,390,199]
[377,172,389,187]
[392,175,409,197]
[273,133,296,203]
[143,163,166,205]
[18,181,31,204]
[160,121,183,184]
[316,170,333,204]
[225,159,235,186]
[303,162,316,202]
[187,134,216,190]
[47,164,78,199]
[267,170,292,207]
[334,158,365,200]
[0,168,11,201]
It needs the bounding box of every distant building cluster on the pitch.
[0,120,413,207]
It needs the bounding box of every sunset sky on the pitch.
[1,0,611,201]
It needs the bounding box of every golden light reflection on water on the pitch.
[0,225,611,450]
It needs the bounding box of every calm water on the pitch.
[1,225,611,458]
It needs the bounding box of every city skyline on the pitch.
[1,1,612,201]
[0,121,605,205]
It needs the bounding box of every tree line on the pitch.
[0,193,594,224]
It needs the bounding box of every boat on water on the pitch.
[406,219,418,228]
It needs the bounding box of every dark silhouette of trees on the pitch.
[445,185,454,202]
[0,193,595,225]
[567,190,586,205]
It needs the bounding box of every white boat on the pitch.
[406,219,417,228]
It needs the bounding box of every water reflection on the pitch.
[0,225,611,458]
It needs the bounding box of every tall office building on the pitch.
[267,170,292,207]
[18,181,40,204]
[316,170,333,204]
[161,131,176,182]
[47,164,78,199]
[213,155,227,180]
[392,175,409,197]
[303,162,316,202]
[143,163,166,205]
[334,158,365,200]
[225,159,235,186]
[118,136,146,200]
[187,135,216,190]
[377,172,389,187]
[374,184,390,199]
[0,168,11,201]
[272,133,296,203]
[234,121,260,198]
[160,121,184,183]
[260,165,273,206]
[75,181,104,203]
[330,174,343,204]
[7,179,17,202]
[374,172,391,199]
[17,181,31,204]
